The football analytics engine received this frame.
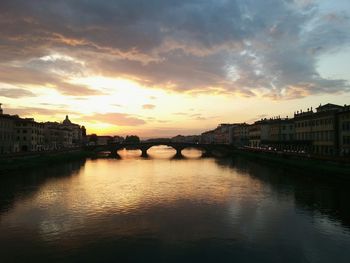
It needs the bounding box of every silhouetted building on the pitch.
[62,115,84,146]
[0,105,18,154]
[112,135,124,143]
[171,135,200,143]
[0,104,85,154]
[14,117,45,152]
[201,130,215,144]
[338,105,350,156]
[86,135,113,146]
[43,122,73,150]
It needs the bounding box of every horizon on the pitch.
[1,0,350,137]
[1,101,347,140]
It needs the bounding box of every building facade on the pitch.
[62,115,84,146]
[231,123,249,147]
[294,104,342,156]
[248,120,270,148]
[0,105,85,154]
[14,117,45,152]
[338,105,350,156]
[201,130,215,144]
[0,107,17,154]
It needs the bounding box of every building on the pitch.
[0,105,85,154]
[214,124,234,144]
[338,105,350,156]
[268,118,294,142]
[201,124,236,144]
[1,104,45,153]
[96,136,113,145]
[171,135,200,143]
[112,136,124,143]
[294,103,343,156]
[0,104,18,154]
[231,123,249,147]
[248,119,270,148]
[259,118,295,150]
[201,130,215,144]
[62,115,84,146]
[43,122,61,150]
[43,122,73,150]
[14,117,45,152]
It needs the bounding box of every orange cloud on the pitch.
[82,113,146,126]
[142,104,156,110]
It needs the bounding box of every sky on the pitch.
[0,0,350,138]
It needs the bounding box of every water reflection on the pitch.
[115,146,204,159]
[0,160,85,214]
[215,157,350,230]
[0,147,349,262]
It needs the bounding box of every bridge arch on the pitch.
[87,142,227,158]
[141,143,210,157]
[139,143,181,157]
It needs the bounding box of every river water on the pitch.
[0,146,349,262]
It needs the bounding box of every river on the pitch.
[0,146,349,262]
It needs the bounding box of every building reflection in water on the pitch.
[0,160,86,214]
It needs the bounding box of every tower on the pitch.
[0,103,3,115]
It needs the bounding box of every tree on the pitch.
[89,134,98,143]
[124,135,140,143]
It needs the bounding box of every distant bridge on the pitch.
[86,141,233,157]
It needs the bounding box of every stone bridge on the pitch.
[86,141,233,158]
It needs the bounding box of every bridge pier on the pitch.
[108,147,121,158]
[174,147,184,157]
[141,148,148,157]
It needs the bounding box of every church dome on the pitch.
[63,115,72,125]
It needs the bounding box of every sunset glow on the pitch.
[1,0,349,137]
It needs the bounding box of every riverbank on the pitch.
[1,146,349,179]
[232,148,350,179]
[0,149,94,174]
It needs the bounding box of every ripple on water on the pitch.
[0,147,350,262]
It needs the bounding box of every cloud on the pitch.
[173,112,188,116]
[0,88,35,98]
[0,65,103,96]
[83,113,146,126]
[6,107,75,117]
[135,127,203,138]
[0,0,349,98]
[142,104,156,110]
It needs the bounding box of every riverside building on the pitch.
[338,105,350,156]
[261,117,295,150]
[0,104,18,154]
[248,119,270,148]
[0,104,85,154]
[294,103,343,156]
[231,123,249,147]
